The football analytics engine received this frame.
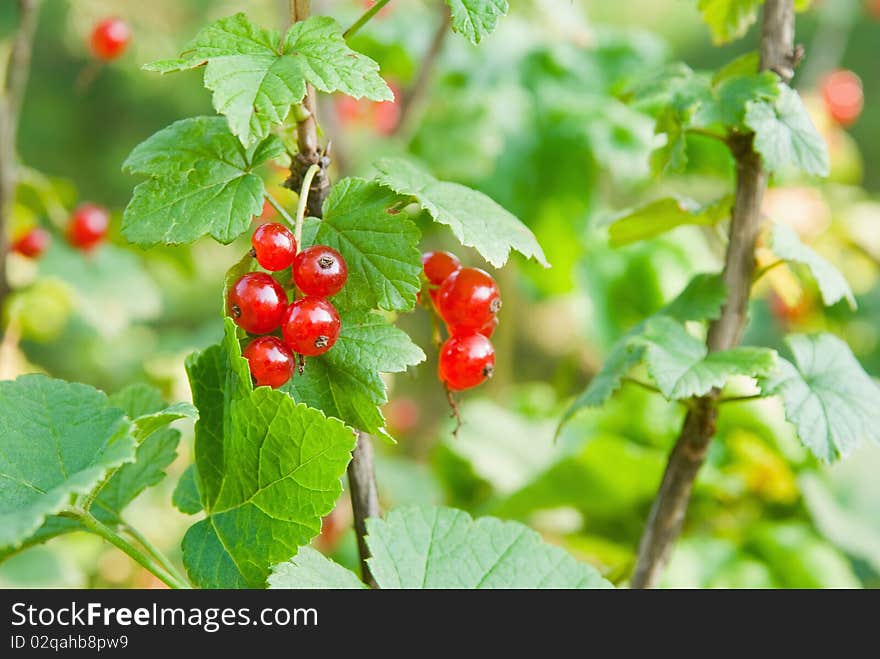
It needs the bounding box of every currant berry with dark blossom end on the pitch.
[438,333,496,391]
[67,204,109,251]
[243,336,294,388]
[293,245,348,297]
[282,297,341,357]
[251,222,296,271]
[436,267,501,332]
[90,18,131,61]
[11,228,50,259]
[227,272,287,334]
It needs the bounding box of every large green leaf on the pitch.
[172,465,202,515]
[302,178,422,312]
[760,334,880,463]
[636,316,777,400]
[607,195,731,246]
[0,375,135,551]
[770,223,856,309]
[146,14,391,146]
[268,546,366,589]
[374,158,547,268]
[365,506,612,588]
[698,0,764,45]
[445,1,509,44]
[123,117,284,246]
[282,311,425,439]
[745,84,830,177]
[183,319,357,588]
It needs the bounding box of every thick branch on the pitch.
[630,0,795,589]
[347,433,380,588]
[0,0,40,328]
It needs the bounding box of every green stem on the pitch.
[685,127,729,144]
[752,259,786,284]
[343,0,392,39]
[718,393,765,404]
[264,191,297,230]
[294,163,321,252]
[63,511,188,589]
[621,376,663,396]
[120,521,190,587]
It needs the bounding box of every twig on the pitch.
[344,0,392,39]
[347,432,380,588]
[445,385,462,436]
[630,0,796,589]
[394,2,451,137]
[294,163,320,250]
[0,0,40,339]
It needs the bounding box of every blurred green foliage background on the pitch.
[2,0,879,589]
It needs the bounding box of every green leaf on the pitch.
[302,178,422,311]
[374,158,548,268]
[710,71,779,127]
[173,465,202,515]
[698,0,764,45]
[365,506,612,588]
[0,375,136,551]
[146,14,391,146]
[268,546,366,589]
[770,223,856,309]
[282,311,425,438]
[745,84,830,177]
[607,195,731,246]
[560,273,727,422]
[445,1,509,44]
[636,316,777,400]
[183,319,356,588]
[760,334,880,463]
[122,117,284,246]
[712,52,759,84]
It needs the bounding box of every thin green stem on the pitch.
[622,376,663,396]
[685,127,729,144]
[264,191,297,230]
[63,511,188,589]
[343,0,391,39]
[752,259,786,284]
[120,521,190,587]
[294,163,321,251]
[718,393,765,404]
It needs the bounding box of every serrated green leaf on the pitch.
[698,0,764,45]
[302,178,422,311]
[173,465,202,515]
[282,311,425,437]
[709,71,779,127]
[365,506,612,588]
[760,334,880,462]
[637,316,777,399]
[183,319,357,588]
[374,158,547,268]
[0,375,136,551]
[445,1,509,45]
[123,117,283,246]
[745,84,830,177]
[268,546,366,589]
[607,195,731,246]
[712,52,759,84]
[770,223,856,309]
[146,14,391,146]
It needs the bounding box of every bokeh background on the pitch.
[2,0,879,588]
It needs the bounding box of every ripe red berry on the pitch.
[422,250,461,286]
[11,227,50,259]
[67,204,109,251]
[282,297,341,357]
[293,245,348,297]
[227,272,287,334]
[438,334,496,391]
[243,336,294,388]
[821,70,863,127]
[436,267,501,332]
[90,18,131,61]
[477,316,499,339]
[251,222,296,271]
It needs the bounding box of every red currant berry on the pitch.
[477,316,499,339]
[251,222,296,271]
[422,250,461,286]
[11,228,50,259]
[293,246,348,297]
[67,204,109,251]
[438,333,495,391]
[282,297,341,357]
[243,336,294,388]
[436,267,501,332]
[90,18,131,61]
[821,69,863,127]
[227,272,287,334]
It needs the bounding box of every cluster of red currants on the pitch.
[10,204,109,259]
[228,223,349,389]
[422,251,500,392]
